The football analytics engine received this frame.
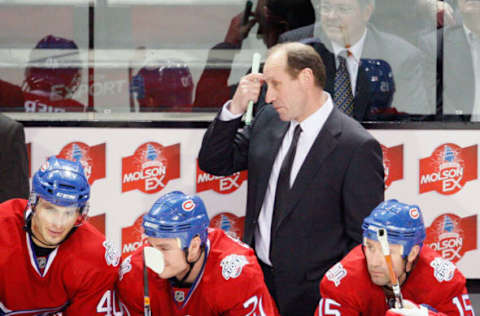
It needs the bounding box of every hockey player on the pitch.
[315,199,475,316]
[0,157,121,315]
[117,191,279,315]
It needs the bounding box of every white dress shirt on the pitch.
[254,93,334,265]
[331,29,367,97]
[219,93,334,265]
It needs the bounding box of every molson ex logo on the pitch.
[425,213,477,263]
[122,142,180,194]
[196,160,248,194]
[209,212,245,240]
[57,141,106,185]
[121,214,146,258]
[381,144,403,189]
[419,143,477,195]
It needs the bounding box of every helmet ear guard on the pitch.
[362,199,426,258]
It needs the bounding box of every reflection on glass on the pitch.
[442,0,480,120]
[193,0,315,109]
[0,0,444,120]
[130,60,194,112]
[279,0,432,119]
[1,35,88,112]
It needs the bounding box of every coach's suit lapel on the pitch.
[274,109,342,232]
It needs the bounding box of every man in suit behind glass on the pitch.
[421,0,480,120]
[280,0,433,120]
[198,42,384,316]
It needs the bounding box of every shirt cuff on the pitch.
[218,100,244,121]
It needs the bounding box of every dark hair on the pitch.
[269,42,326,88]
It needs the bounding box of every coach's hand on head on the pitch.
[229,73,264,115]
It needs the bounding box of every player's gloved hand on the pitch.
[385,299,428,316]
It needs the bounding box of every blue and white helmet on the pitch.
[142,191,209,249]
[31,156,90,214]
[362,199,426,258]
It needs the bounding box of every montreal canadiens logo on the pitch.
[409,208,420,219]
[419,143,477,195]
[40,161,49,172]
[182,200,195,212]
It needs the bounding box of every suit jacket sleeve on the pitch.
[198,111,252,176]
[342,136,384,250]
[0,117,29,202]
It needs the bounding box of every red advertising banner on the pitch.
[196,160,248,194]
[381,144,403,189]
[419,143,477,195]
[57,142,106,185]
[209,212,245,240]
[426,214,477,263]
[122,142,180,194]
[121,214,146,259]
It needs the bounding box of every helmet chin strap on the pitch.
[175,246,204,287]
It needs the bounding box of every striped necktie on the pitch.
[334,52,354,116]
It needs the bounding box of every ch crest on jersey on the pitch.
[103,240,120,267]
[326,263,347,286]
[220,254,248,280]
[430,257,455,282]
[119,255,132,281]
[174,290,185,302]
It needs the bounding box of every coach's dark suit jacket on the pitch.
[0,114,29,203]
[280,24,431,118]
[198,102,384,315]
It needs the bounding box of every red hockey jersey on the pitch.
[315,245,474,316]
[0,199,121,315]
[117,228,279,316]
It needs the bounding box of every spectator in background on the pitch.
[421,0,480,120]
[0,35,88,113]
[193,0,315,109]
[280,0,431,119]
[279,0,454,45]
[0,113,29,203]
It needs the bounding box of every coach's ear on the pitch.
[405,245,420,272]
